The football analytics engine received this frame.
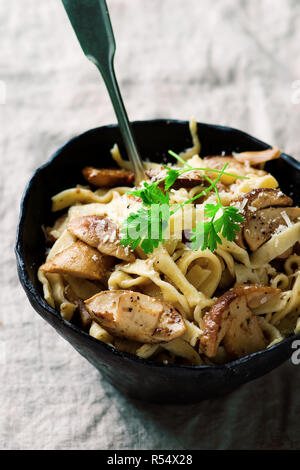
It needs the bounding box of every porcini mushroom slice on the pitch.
[233,148,281,165]
[244,207,300,251]
[68,215,135,262]
[232,189,294,250]
[234,188,292,213]
[202,156,266,183]
[82,167,134,188]
[40,241,115,281]
[145,168,209,190]
[85,290,186,343]
[200,285,281,359]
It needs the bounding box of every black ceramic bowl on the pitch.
[15,120,300,404]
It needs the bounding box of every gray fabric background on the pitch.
[1,0,300,450]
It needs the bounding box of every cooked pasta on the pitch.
[38,121,300,365]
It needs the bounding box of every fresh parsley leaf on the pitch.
[140,237,159,253]
[130,182,169,206]
[190,220,222,252]
[164,168,181,190]
[190,204,244,251]
[204,203,222,218]
[214,206,244,242]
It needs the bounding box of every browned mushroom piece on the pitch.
[233,148,281,165]
[146,156,259,191]
[145,168,229,201]
[245,207,300,251]
[145,167,210,190]
[234,188,293,212]
[82,167,134,187]
[68,215,135,262]
[232,188,300,251]
[200,284,281,359]
[202,156,267,179]
[40,241,115,281]
[85,290,186,343]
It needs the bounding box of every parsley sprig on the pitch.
[190,202,244,252]
[130,181,169,206]
[120,150,247,254]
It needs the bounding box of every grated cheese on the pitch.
[281,210,292,227]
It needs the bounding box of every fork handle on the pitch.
[62,0,145,185]
[97,58,145,185]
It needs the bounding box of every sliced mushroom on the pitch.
[85,290,186,343]
[232,189,300,251]
[234,188,292,213]
[147,155,268,189]
[200,284,281,359]
[233,148,281,165]
[245,207,300,251]
[145,168,229,198]
[82,167,134,187]
[68,215,135,262]
[145,167,209,190]
[202,156,266,184]
[40,241,115,281]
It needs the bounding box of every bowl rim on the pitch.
[15,118,300,372]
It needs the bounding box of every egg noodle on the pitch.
[38,120,300,365]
